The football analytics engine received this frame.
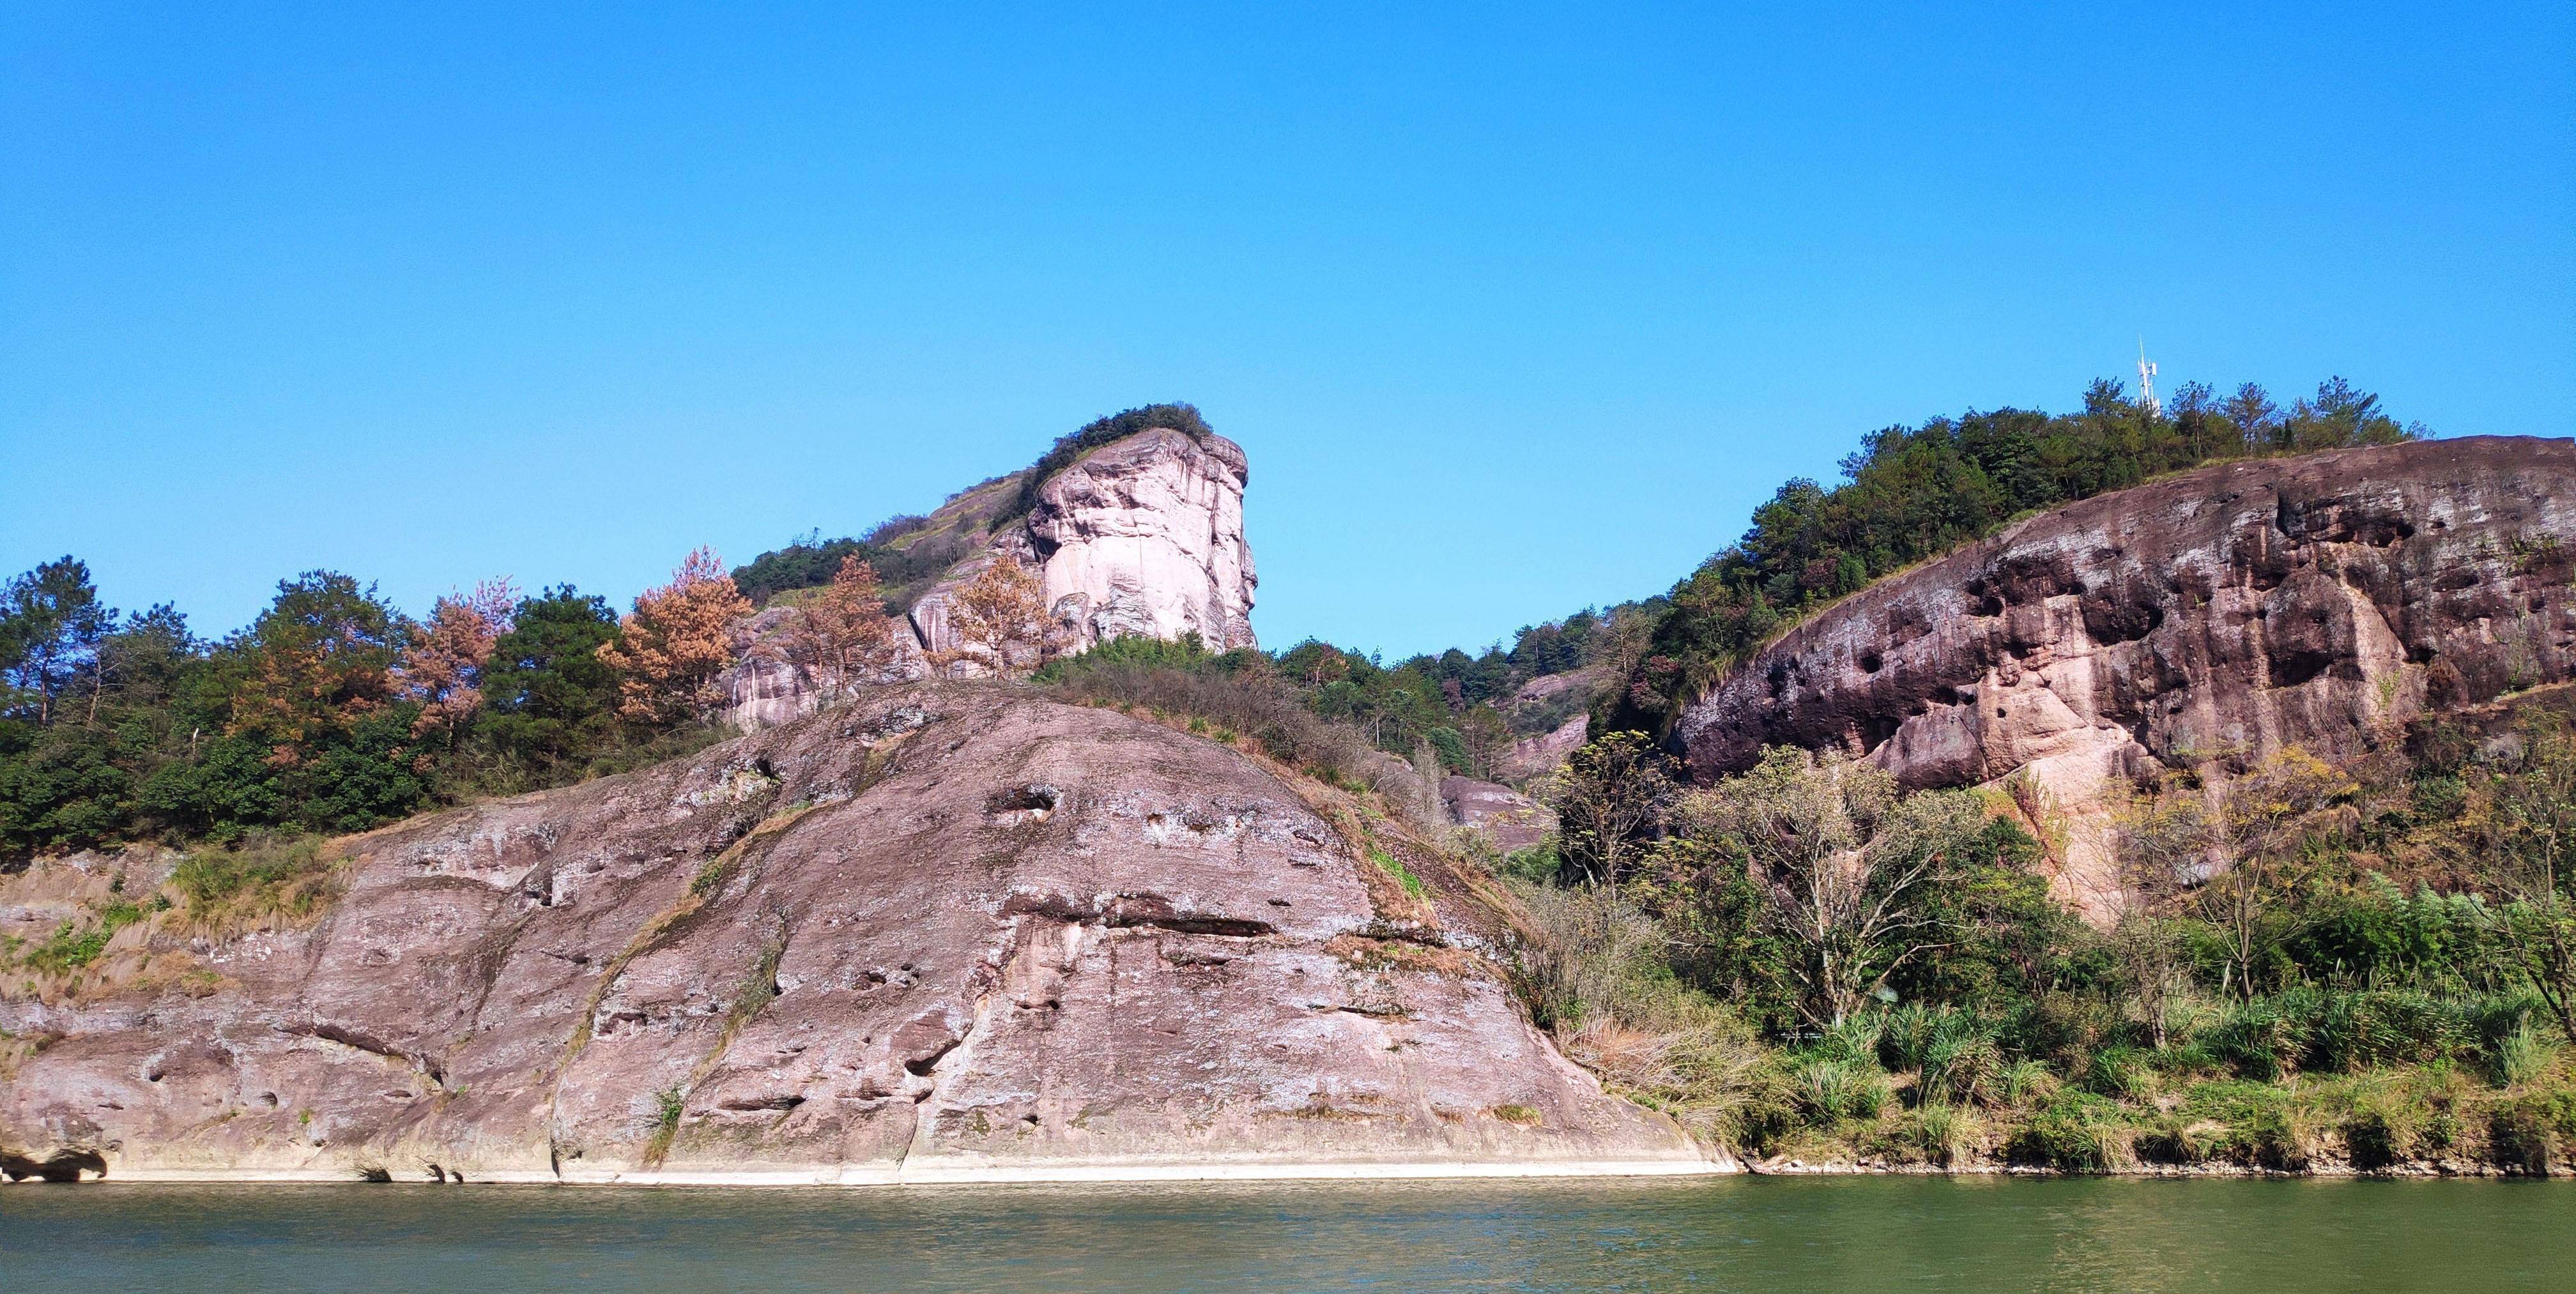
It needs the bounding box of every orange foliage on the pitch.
[397,579,517,740]
[597,548,752,725]
[933,554,1050,678]
[782,555,900,687]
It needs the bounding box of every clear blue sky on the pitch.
[6,4,2571,658]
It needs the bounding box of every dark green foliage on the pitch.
[730,523,970,611]
[1614,377,2425,729]
[1004,402,1216,522]
[2006,1092,2128,1171]
[474,586,622,773]
[1039,636,1383,786]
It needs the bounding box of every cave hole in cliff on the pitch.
[986,784,1061,823]
[1859,714,1902,756]
[1859,651,1885,674]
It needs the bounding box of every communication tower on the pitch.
[2136,339,2161,418]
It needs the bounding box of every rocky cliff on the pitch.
[3,685,1710,1184]
[1676,436,2576,915]
[725,423,1257,728]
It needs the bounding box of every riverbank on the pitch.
[1,1154,1736,1187]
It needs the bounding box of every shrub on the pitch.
[2008,1093,2132,1171]
[1919,1012,2005,1108]
[2493,1022,2555,1088]
[1040,638,1383,786]
[2308,990,2464,1073]
[2000,1058,2060,1108]
[2201,994,2315,1081]
[167,835,339,927]
[1875,1003,1936,1072]
[20,901,147,975]
[2343,1108,2401,1171]
[2485,1102,2556,1175]
[2084,1046,2158,1102]
[2132,1114,2214,1166]
[1793,1058,1889,1125]
[1911,1102,1975,1165]
[1813,1014,1884,1067]
[1005,403,1218,521]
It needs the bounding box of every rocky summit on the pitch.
[1,685,1710,1184]
[1677,436,2576,917]
[723,423,1259,730]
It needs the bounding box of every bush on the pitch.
[2493,1022,2556,1088]
[2000,1058,2060,1108]
[2343,1108,2401,1171]
[167,835,340,929]
[2007,1093,2131,1171]
[2485,1101,2557,1175]
[1792,1058,1889,1125]
[2202,993,2315,1081]
[1875,1003,1936,1072]
[2308,989,2464,1072]
[1516,883,1780,1146]
[1911,1102,1975,1165]
[1005,403,1217,522]
[2084,1046,2158,1102]
[2132,1115,2214,1166]
[1919,1012,2004,1108]
[1041,637,1383,786]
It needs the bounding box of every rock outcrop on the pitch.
[1439,777,1556,852]
[3,685,1711,1183]
[722,424,1257,729]
[1677,436,2576,916]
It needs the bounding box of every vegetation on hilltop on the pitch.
[732,401,1218,611]
[1612,376,2423,731]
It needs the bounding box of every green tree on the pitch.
[475,586,622,772]
[1,556,115,728]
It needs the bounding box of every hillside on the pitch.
[1677,436,2576,917]
[1,683,1710,1183]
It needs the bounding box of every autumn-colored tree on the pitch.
[780,555,898,694]
[224,572,411,767]
[395,579,517,742]
[932,554,1050,678]
[597,549,752,726]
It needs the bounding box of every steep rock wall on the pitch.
[1676,436,2576,915]
[912,427,1258,660]
[3,686,1708,1183]
[724,425,1257,727]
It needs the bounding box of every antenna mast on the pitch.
[2136,337,2161,418]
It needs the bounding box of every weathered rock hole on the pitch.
[986,784,1061,823]
[1859,651,1885,674]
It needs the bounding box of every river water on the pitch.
[4,1176,2569,1291]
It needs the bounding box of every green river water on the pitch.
[3,1176,2568,1291]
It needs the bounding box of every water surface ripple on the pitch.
[4,1176,2570,1291]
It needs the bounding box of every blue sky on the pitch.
[5,3,2570,657]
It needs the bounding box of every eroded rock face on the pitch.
[722,427,1258,727]
[2,686,1705,1182]
[1677,437,2576,916]
[914,428,1258,663]
[1440,777,1556,853]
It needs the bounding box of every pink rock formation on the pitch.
[3,686,1710,1182]
[1676,437,2576,918]
[721,425,1257,727]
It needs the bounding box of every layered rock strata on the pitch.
[1677,436,2576,916]
[3,685,1711,1184]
